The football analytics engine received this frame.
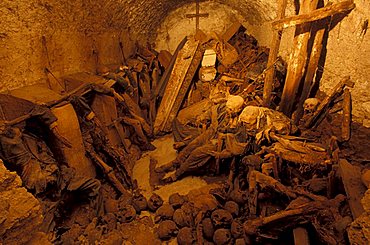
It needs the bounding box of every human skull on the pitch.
[211,209,233,227]
[213,228,232,245]
[132,194,148,213]
[101,213,117,231]
[177,227,196,245]
[238,106,264,129]
[235,238,247,245]
[169,193,187,209]
[173,208,194,228]
[116,205,136,223]
[224,201,239,218]
[226,95,244,115]
[202,217,215,240]
[148,193,163,212]
[155,204,175,223]
[181,202,195,215]
[191,194,218,213]
[157,220,178,240]
[104,198,119,213]
[303,98,320,114]
[231,220,244,238]
[229,190,248,205]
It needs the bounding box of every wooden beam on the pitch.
[262,0,288,107]
[294,27,326,124]
[341,88,351,141]
[338,159,366,219]
[222,22,246,42]
[279,0,319,116]
[154,38,203,135]
[273,0,355,30]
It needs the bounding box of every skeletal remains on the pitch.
[303,98,320,114]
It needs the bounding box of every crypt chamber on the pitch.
[1,0,370,244]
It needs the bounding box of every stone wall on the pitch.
[0,0,369,124]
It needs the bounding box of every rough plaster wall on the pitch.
[0,0,369,124]
[317,0,370,126]
[155,2,246,53]
[0,0,138,92]
[154,0,295,53]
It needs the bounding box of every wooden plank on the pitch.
[279,0,319,116]
[222,22,245,42]
[9,84,62,103]
[155,37,188,99]
[273,0,355,30]
[52,104,96,178]
[293,227,310,245]
[9,84,96,178]
[154,38,203,135]
[158,50,172,69]
[262,0,288,107]
[62,72,106,92]
[91,94,125,148]
[294,27,326,123]
[338,159,366,219]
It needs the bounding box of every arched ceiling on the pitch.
[84,0,287,41]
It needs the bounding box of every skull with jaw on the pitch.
[211,209,233,228]
[303,98,320,114]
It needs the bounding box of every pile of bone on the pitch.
[154,192,249,245]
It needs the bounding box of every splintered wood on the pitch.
[10,84,96,178]
[338,159,366,219]
[263,0,287,107]
[52,104,96,178]
[279,0,319,116]
[273,0,356,30]
[154,38,203,135]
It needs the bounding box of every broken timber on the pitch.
[222,22,246,42]
[294,26,326,124]
[341,88,351,141]
[154,38,204,135]
[10,84,96,178]
[91,94,126,148]
[273,0,355,30]
[338,159,366,219]
[263,0,288,107]
[279,0,319,117]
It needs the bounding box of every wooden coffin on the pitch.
[154,37,204,135]
[10,84,96,178]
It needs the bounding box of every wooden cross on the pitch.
[186,0,209,31]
